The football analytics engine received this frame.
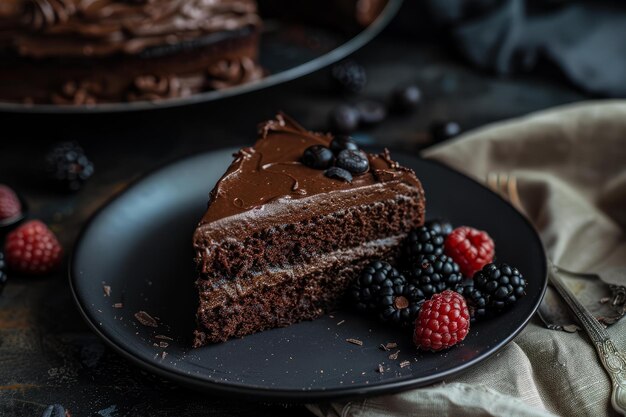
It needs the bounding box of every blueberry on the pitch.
[330,60,366,94]
[324,167,353,182]
[356,100,386,125]
[391,84,422,113]
[336,149,369,175]
[430,121,462,142]
[329,135,359,154]
[329,105,360,134]
[301,145,334,170]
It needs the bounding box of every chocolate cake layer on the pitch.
[193,114,426,346]
[0,0,262,104]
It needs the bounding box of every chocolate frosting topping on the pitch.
[3,0,260,58]
[199,113,423,227]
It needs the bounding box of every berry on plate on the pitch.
[413,290,470,351]
[46,142,95,192]
[330,60,366,94]
[405,225,445,262]
[5,220,63,275]
[455,281,488,321]
[423,218,454,237]
[444,226,495,277]
[348,260,404,312]
[0,184,22,221]
[377,282,425,326]
[405,254,462,298]
[474,263,527,310]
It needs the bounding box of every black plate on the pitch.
[0,0,401,114]
[70,150,547,401]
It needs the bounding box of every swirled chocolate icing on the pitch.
[5,0,260,58]
[195,113,423,241]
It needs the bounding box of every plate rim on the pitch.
[68,148,548,402]
[0,0,402,115]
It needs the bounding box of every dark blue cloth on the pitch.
[426,0,626,97]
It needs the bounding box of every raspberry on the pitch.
[444,226,495,277]
[413,290,470,351]
[0,185,22,221]
[4,220,63,275]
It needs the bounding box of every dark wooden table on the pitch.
[0,30,586,417]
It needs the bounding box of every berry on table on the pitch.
[355,100,387,125]
[424,218,453,237]
[324,166,353,182]
[336,149,369,175]
[405,254,462,298]
[0,184,22,221]
[330,60,367,94]
[4,220,63,275]
[405,225,445,262]
[413,290,470,351]
[348,260,405,312]
[0,252,7,295]
[444,226,495,277]
[329,105,360,134]
[329,135,359,154]
[301,145,334,170]
[391,84,422,113]
[46,142,95,192]
[430,121,462,143]
[377,282,425,325]
[474,263,527,310]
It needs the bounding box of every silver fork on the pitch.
[487,171,626,415]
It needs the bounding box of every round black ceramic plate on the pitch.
[0,0,401,114]
[70,149,547,401]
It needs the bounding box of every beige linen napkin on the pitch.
[308,100,626,417]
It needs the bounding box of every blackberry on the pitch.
[455,281,488,320]
[330,60,366,94]
[405,225,445,262]
[405,254,462,298]
[424,218,454,237]
[377,282,425,325]
[45,142,94,192]
[0,252,7,295]
[348,260,405,312]
[474,263,527,310]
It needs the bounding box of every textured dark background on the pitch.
[0,2,588,416]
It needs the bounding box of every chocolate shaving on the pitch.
[400,361,410,368]
[103,285,111,297]
[389,350,400,360]
[155,335,173,341]
[385,342,398,350]
[158,341,169,348]
[377,364,384,373]
[337,320,345,326]
[346,338,363,346]
[379,344,389,351]
[113,303,123,308]
[134,311,158,327]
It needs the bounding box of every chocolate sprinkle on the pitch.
[346,338,363,346]
[389,350,400,360]
[400,360,410,368]
[134,311,158,327]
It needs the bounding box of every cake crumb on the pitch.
[346,338,363,346]
[389,350,400,360]
[103,285,111,297]
[135,311,158,327]
[377,364,384,373]
[159,341,169,348]
[337,320,345,326]
[113,303,123,309]
[400,360,410,368]
[385,342,398,350]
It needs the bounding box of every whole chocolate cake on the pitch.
[192,114,425,346]
[0,0,388,105]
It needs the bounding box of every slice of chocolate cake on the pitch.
[192,114,425,346]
